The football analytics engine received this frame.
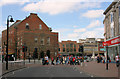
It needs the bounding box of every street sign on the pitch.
[103,36,120,46]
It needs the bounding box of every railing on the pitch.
[2,60,26,75]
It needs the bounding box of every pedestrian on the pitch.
[115,54,119,67]
[73,56,76,65]
[108,56,111,63]
[63,56,65,64]
[64,56,67,64]
[45,55,49,65]
[56,56,59,65]
[102,56,105,63]
[97,55,100,63]
[51,57,54,65]
[60,56,63,64]
[70,55,73,65]
[42,57,45,65]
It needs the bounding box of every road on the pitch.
[3,65,92,77]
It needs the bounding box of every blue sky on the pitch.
[0,0,113,42]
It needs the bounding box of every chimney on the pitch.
[16,20,21,23]
[30,13,37,16]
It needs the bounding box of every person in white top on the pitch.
[45,55,49,65]
[45,55,48,60]
[115,54,119,67]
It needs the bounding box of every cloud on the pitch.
[53,28,71,32]
[0,0,30,6]
[87,20,101,28]
[79,27,104,39]
[94,28,104,31]
[80,31,104,39]
[23,1,101,15]
[74,28,86,33]
[67,33,79,39]
[73,26,79,28]
[0,26,7,34]
[82,10,104,18]
[53,28,72,41]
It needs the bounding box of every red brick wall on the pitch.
[2,13,58,59]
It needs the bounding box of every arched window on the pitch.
[63,48,65,52]
[34,38,38,43]
[41,38,44,45]
[39,24,42,30]
[26,23,29,29]
[47,37,50,45]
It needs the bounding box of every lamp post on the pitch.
[6,15,14,70]
[106,44,108,70]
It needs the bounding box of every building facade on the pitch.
[103,0,120,61]
[2,13,58,59]
[79,38,104,56]
[59,38,104,56]
[59,40,83,56]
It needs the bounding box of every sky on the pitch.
[0,0,114,42]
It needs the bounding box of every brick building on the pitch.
[59,38,104,56]
[59,40,83,56]
[103,0,120,61]
[2,13,58,59]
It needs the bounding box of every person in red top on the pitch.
[73,57,76,65]
[51,57,54,65]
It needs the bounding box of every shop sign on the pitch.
[103,36,120,46]
[100,48,106,51]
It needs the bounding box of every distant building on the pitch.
[0,37,1,47]
[2,13,58,59]
[59,40,83,56]
[103,0,120,61]
[59,38,104,56]
[79,39,86,43]
[79,38,104,56]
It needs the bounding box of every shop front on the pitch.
[103,35,120,61]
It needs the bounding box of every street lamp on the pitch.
[6,15,14,70]
[106,44,108,70]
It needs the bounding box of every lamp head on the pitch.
[10,17,14,22]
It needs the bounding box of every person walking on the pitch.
[51,57,54,65]
[63,56,65,64]
[73,56,76,65]
[45,55,49,65]
[65,56,67,64]
[115,54,119,67]
[56,56,59,65]
[60,56,63,64]
[42,57,45,65]
[97,54,100,63]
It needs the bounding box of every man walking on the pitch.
[115,54,119,67]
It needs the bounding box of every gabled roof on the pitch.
[10,13,49,29]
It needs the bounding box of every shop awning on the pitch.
[8,52,14,55]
